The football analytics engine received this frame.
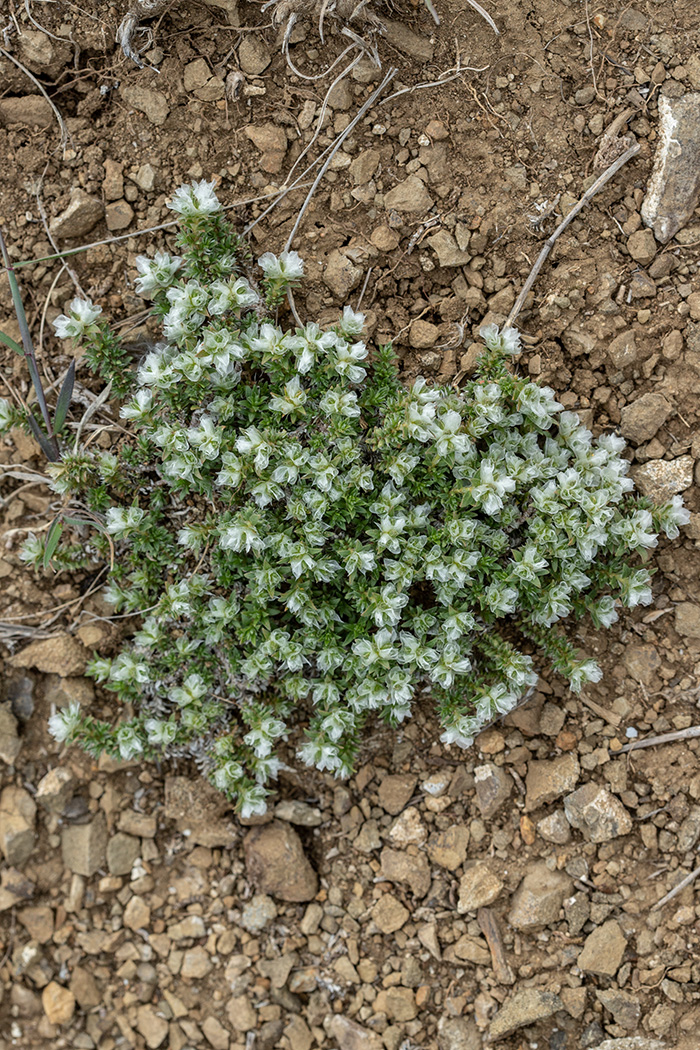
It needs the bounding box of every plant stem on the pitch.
[0,227,59,458]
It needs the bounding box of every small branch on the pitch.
[651,863,700,911]
[477,907,515,985]
[616,725,700,754]
[506,140,640,329]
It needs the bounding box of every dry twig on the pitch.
[651,863,700,911]
[477,908,515,984]
[506,140,640,329]
[616,725,700,754]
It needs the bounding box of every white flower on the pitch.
[656,495,691,539]
[53,298,102,339]
[332,341,368,383]
[145,719,178,746]
[258,250,304,283]
[0,397,15,432]
[48,701,82,743]
[269,375,307,416]
[105,506,145,538]
[134,251,183,297]
[319,388,361,418]
[116,725,144,760]
[238,784,269,819]
[480,323,521,355]
[339,306,365,337]
[209,277,258,315]
[168,179,222,217]
[120,389,154,421]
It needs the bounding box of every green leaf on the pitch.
[54,360,76,432]
[0,329,24,355]
[26,411,59,462]
[43,517,64,570]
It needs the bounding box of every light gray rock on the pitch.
[537,810,571,844]
[607,330,639,370]
[596,988,642,1030]
[238,36,271,74]
[36,767,75,813]
[627,228,657,265]
[383,20,433,61]
[564,783,632,842]
[323,250,362,299]
[620,393,672,443]
[0,786,36,866]
[577,919,627,976]
[121,85,170,125]
[240,893,277,933]
[274,800,322,826]
[380,846,431,898]
[427,229,471,267]
[457,862,503,913]
[329,1014,383,1050]
[49,190,104,240]
[489,989,562,1039]
[107,832,140,875]
[641,93,700,243]
[675,602,700,638]
[384,175,433,213]
[474,762,512,819]
[525,753,580,811]
[61,812,108,877]
[0,705,21,766]
[632,455,693,501]
[349,149,380,187]
[437,1015,481,1050]
[589,1040,665,1050]
[508,862,572,930]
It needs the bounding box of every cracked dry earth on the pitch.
[2,0,700,1048]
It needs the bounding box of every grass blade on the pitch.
[27,411,60,462]
[0,329,24,355]
[54,360,76,432]
[43,517,64,571]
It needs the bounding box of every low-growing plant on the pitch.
[2,181,689,818]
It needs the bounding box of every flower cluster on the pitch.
[37,181,689,817]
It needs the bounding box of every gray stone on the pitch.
[274,800,322,826]
[564,783,632,842]
[437,1016,481,1050]
[36,767,76,813]
[489,989,563,1039]
[244,123,287,173]
[537,810,571,844]
[427,229,471,267]
[623,643,661,684]
[0,786,36,866]
[184,58,212,91]
[627,228,657,265]
[632,456,693,501]
[678,806,700,852]
[129,163,157,192]
[384,175,433,213]
[240,893,277,933]
[0,705,21,766]
[323,250,362,299]
[121,85,170,125]
[107,832,140,875]
[620,393,672,443]
[378,774,416,814]
[607,330,639,370]
[525,753,580,811]
[349,149,380,187]
[244,820,318,901]
[49,190,104,240]
[61,812,107,876]
[0,95,53,125]
[371,893,409,933]
[10,635,88,676]
[508,862,573,930]
[674,602,700,638]
[596,989,642,1030]
[136,1004,169,1048]
[353,819,382,853]
[238,36,271,74]
[105,200,134,232]
[577,919,627,976]
[329,1015,383,1050]
[103,159,124,200]
[642,94,700,243]
[383,20,434,61]
[474,762,512,818]
[427,824,469,871]
[457,862,503,913]
[7,676,34,722]
[380,846,431,897]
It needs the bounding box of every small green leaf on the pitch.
[0,329,24,355]
[43,517,64,570]
[54,360,76,432]
[26,412,59,462]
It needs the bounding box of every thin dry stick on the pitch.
[284,67,397,252]
[477,908,515,984]
[505,141,640,329]
[651,863,700,911]
[616,725,700,754]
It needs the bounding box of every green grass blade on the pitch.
[43,517,64,570]
[54,360,76,432]
[0,329,24,355]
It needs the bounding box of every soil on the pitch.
[1,0,700,1048]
